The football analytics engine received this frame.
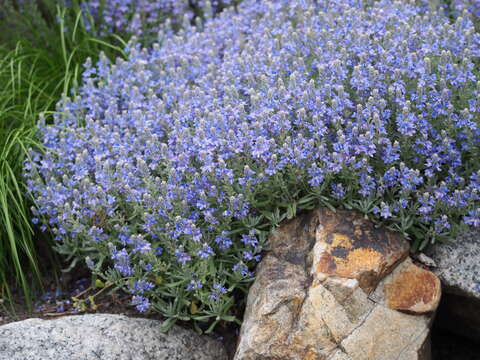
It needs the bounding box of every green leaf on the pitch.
[160,317,177,333]
[220,315,236,322]
[286,202,297,219]
[205,319,220,334]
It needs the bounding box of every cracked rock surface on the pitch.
[0,314,228,360]
[234,208,441,360]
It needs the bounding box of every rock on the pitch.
[412,253,436,268]
[371,257,441,314]
[235,208,441,360]
[339,306,431,360]
[312,209,410,293]
[0,314,227,360]
[426,229,480,299]
[426,229,480,341]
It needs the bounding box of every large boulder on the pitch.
[0,314,227,360]
[426,229,480,341]
[235,208,441,360]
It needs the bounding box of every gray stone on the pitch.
[426,229,480,299]
[0,314,227,360]
[426,229,480,341]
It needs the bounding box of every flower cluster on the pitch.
[26,0,480,329]
[421,0,480,25]
[450,0,480,19]
[7,0,235,39]
[80,0,234,37]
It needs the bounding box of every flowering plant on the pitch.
[79,0,235,38]
[449,0,480,19]
[5,0,235,40]
[26,0,480,330]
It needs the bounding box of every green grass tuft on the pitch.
[0,1,125,307]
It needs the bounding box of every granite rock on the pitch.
[426,229,480,341]
[0,314,227,360]
[426,229,480,299]
[235,208,441,360]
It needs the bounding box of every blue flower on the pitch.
[186,279,203,291]
[175,249,191,265]
[133,280,155,294]
[112,248,134,276]
[215,232,232,250]
[208,283,227,301]
[374,202,392,219]
[233,262,252,278]
[464,209,480,227]
[131,295,150,312]
[331,184,346,199]
[240,232,258,247]
[197,243,214,259]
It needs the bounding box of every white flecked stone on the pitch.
[426,229,480,341]
[0,314,227,360]
[426,229,480,299]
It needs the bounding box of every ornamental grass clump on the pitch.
[0,0,126,305]
[26,0,480,330]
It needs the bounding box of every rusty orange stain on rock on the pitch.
[384,263,441,314]
[316,252,337,274]
[316,247,384,293]
[316,247,382,277]
[303,347,321,360]
[290,295,305,314]
[313,208,410,293]
[334,248,383,277]
[330,233,353,249]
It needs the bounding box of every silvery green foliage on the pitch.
[25,0,480,329]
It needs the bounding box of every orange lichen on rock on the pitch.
[384,262,441,314]
[316,252,338,274]
[330,233,354,249]
[313,208,410,293]
[334,248,383,277]
[303,347,321,360]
